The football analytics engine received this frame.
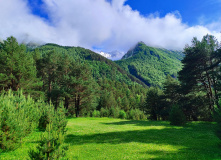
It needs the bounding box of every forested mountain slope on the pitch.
[116,42,183,87]
[36,43,146,87]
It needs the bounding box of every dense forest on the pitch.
[116,42,183,87]
[1,35,221,158]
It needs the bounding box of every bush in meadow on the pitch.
[169,105,186,126]
[100,108,109,117]
[109,107,120,118]
[119,110,127,119]
[0,90,41,150]
[28,123,68,160]
[92,110,100,117]
[128,109,146,120]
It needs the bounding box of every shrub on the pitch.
[92,110,100,117]
[119,110,127,119]
[38,103,54,131]
[169,105,186,126]
[100,108,109,117]
[128,109,146,120]
[0,90,41,151]
[28,123,68,160]
[109,107,120,118]
[52,103,68,134]
[38,102,67,134]
[0,89,68,151]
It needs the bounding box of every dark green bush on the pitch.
[169,105,186,126]
[119,110,127,119]
[109,107,120,118]
[92,110,100,117]
[100,108,109,117]
[128,109,146,120]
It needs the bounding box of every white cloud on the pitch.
[0,0,220,59]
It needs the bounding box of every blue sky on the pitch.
[0,0,221,59]
[27,0,221,27]
[126,0,221,26]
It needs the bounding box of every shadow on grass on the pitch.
[102,120,218,134]
[65,120,220,159]
[102,120,170,127]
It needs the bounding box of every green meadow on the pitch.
[1,118,220,160]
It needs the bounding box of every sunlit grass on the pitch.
[1,118,220,159]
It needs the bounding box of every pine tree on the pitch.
[179,35,221,112]
[0,36,41,96]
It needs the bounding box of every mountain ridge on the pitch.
[116,42,183,87]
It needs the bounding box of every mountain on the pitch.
[36,43,147,87]
[116,42,183,87]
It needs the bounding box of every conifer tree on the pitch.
[179,35,221,112]
[0,36,41,95]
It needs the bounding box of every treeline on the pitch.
[143,35,221,126]
[0,36,147,118]
[1,35,221,122]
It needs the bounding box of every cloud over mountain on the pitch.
[0,0,220,56]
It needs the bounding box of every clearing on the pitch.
[1,118,220,159]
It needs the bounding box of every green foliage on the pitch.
[169,105,186,126]
[0,90,41,151]
[0,36,42,96]
[128,109,146,120]
[100,108,110,117]
[119,110,127,119]
[116,42,183,87]
[38,102,67,134]
[92,110,100,117]
[109,107,120,118]
[144,87,162,120]
[33,43,147,117]
[0,89,67,152]
[28,123,68,160]
[37,43,146,87]
[178,35,221,113]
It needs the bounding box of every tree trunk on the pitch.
[64,96,69,110]
[75,94,80,117]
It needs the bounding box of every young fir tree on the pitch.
[0,89,41,151]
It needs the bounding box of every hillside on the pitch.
[116,42,183,87]
[36,43,147,87]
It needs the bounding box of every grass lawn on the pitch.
[1,117,221,159]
